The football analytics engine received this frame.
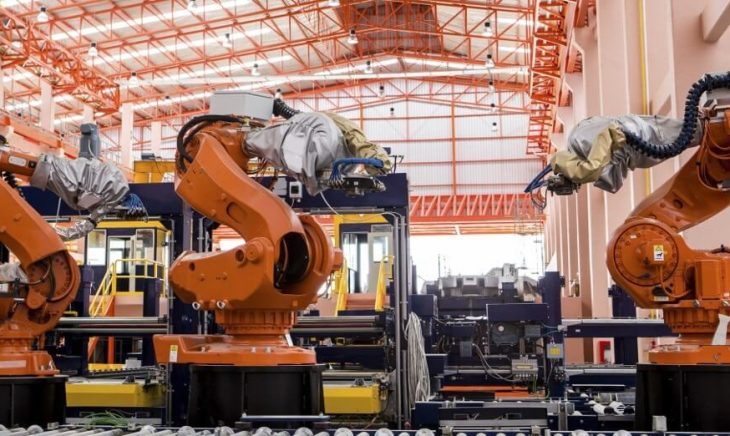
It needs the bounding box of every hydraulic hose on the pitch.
[272,98,300,119]
[2,171,24,198]
[624,71,730,159]
[176,114,244,171]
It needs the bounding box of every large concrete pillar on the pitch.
[0,67,4,109]
[39,80,54,131]
[119,102,134,170]
[150,121,162,157]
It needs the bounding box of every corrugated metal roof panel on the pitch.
[455,138,529,160]
[407,163,452,188]
[406,140,452,162]
[456,160,543,185]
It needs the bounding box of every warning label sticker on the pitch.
[653,244,665,262]
[169,345,178,363]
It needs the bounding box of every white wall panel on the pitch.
[406,140,452,161]
[410,118,450,140]
[457,161,543,185]
[407,164,452,188]
[411,185,452,196]
[455,138,529,160]
[457,185,524,195]
[363,119,407,140]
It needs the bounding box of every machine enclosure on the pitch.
[636,364,730,431]
[0,375,67,427]
[187,364,325,426]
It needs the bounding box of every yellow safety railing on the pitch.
[334,258,349,315]
[87,258,167,361]
[89,258,167,318]
[374,255,393,312]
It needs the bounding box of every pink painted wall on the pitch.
[545,0,730,362]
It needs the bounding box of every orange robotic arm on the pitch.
[153,116,342,366]
[607,88,730,363]
[0,147,80,376]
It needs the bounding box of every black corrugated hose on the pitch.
[624,71,730,159]
[272,98,300,119]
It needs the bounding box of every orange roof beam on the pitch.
[0,6,120,113]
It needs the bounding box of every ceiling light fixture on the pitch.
[88,42,98,57]
[275,88,282,99]
[251,63,260,76]
[378,84,385,98]
[187,0,198,13]
[485,53,495,68]
[491,121,498,132]
[487,80,495,93]
[482,20,493,37]
[364,60,373,74]
[128,71,139,87]
[347,29,358,45]
[328,0,341,7]
[490,103,497,113]
[223,32,233,48]
[37,5,49,23]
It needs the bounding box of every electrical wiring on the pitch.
[319,191,340,216]
[472,342,516,383]
[624,71,730,159]
[405,312,431,409]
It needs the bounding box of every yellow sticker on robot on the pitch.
[169,345,178,363]
[653,244,665,262]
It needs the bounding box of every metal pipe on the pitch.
[398,211,411,424]
[55,328,168,335]
[59,431,101,436]
[561,318,666,326]
[33,430,81,436]
[390,214,402,427]
[58,317,166,325]
[290,327,383,335]
[295,316,379,324]
[94,430,125,436]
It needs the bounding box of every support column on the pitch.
[39,80,54,131]
[566,193,579,291]
[0,67,4,109]
[150,121,162,158]
[82,105,95,123]
[119,102,134,170]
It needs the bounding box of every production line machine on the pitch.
[526,71,730,432]
[410,265,557,400]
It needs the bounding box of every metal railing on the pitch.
[87,258,167,361]
[89,258,167,318]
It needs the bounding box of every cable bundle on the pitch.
[523,164,553,193]
[120,193,148,219]
[273,98,301,119]
[624,71,730,159]
[329,157,385,183]
[1,171,24,197]
[405,312,431,409]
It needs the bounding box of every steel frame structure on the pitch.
[0,0,550,233]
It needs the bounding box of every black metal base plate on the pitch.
[636,363,730,431]
[0,375,67,427]
[187,364,324,427]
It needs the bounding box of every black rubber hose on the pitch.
[624,71,730,159]
[272,98,300,119]
[2,171,23,198]
[176,114,243,170]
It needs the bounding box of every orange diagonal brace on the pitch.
[0,6,120,114]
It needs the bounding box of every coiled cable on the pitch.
[272,98,300,119]
[624,71,730,159]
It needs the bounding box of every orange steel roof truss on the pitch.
[0,0,560,234]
